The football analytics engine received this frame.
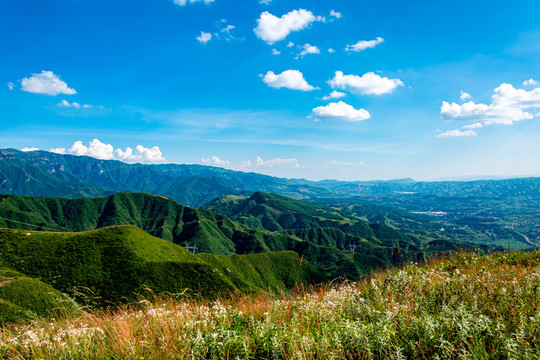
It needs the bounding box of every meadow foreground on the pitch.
[1,250,539,359]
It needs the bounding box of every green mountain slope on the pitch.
[203,192,422,248]
[0,192,429,279]
[0,226,321,306]
[0,192,298,255]
[0,268,79,323]
[203,192,435,277]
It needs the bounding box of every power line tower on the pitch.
[185,243,198,254]
[347,242,357,252]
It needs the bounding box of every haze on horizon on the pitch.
[2,0,540,182]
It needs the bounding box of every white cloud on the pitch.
[330,10,342,19]
[322,90,346,101]
[217,24,236,40]
[251,156,299,168]
[254,9,322,44]
[286,42,295,48]
[57,99,99,110]
[7,82,15,90]
[201,156,300,170]
[262,70,317,91]
[272,49,281,55]
[437,129,478,138]
[196,31,212,44]
[201,156,230,167]
[523,78,538,86]
[460,91,472,101]
[441,83,540,126]
[328,48,335,53]
[174,0,214,5]
[21,70,76,96]
[58,100,81,108]
[330,160,367,167]
[298,43,320,57]
[50,139,166,164]
[21,147,39,152]
[345,37,384,52]
[462,122,482,129]
[310,101,371,122]
[328,71,403,95]
[259,0,271,4]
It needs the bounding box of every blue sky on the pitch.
[2,0,540,181]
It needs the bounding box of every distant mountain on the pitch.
[2,148,538,206]
[0,149,332,207]
[203,192,422,249]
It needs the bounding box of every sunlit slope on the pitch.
[0,268,79,323]
[0,226,321,304]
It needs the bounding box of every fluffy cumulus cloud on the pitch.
[310,101,371,122]
[20,70,76,96]
[298,43,320,57]
[345,37,384,52]
[437,129,478,138]
[262,70,317,91]
[441,83,540,126]
[174,0,214,5]
[322,90,346,100]
[328,71,403,95]
[523,78,538,86]
[254,9,322,44]
[21,147,39,152]
[50,139,166,164]
[201,156,230,166]
[196,31,212,44]
[272,49,281,55]
[460,91,472,101]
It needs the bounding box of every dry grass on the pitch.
[1,250,540,359]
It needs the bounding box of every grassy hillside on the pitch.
[0,192,432,280]
[0,226,321,307]
[2,250,539,359]
[0,192,300,255]
[0,268,79,323]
